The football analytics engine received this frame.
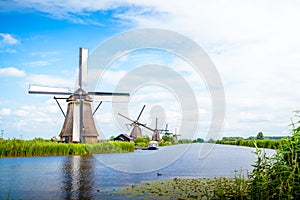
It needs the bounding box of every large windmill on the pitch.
[118,105,146,139]
[29,48,130,143]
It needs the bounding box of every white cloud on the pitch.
[0,108,11,116]
[0,67,26,77]
[30,51,58,58]
[26,74,75,88]
[24,61,51,67]
[16,120,27,131]
[14,109,29,117]
[0,33,20,46]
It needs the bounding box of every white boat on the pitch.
[148,141,159,150]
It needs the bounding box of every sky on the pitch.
[0,0,300,140]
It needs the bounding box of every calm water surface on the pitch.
[0,144,274,199]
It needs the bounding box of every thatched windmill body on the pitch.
[28,48,129,143]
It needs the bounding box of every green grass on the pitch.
[216,139,282,149]
[0,138,134,157]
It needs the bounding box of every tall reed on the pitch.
[0,138,133,157]
[248,118,300,199]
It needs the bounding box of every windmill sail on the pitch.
[72,103,80,142]
[29,85,72,95]
[136,105,146,121]
[79,48,88,87]
[89,92,129,102]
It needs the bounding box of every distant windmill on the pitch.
[118,105,146,139]
[139,118,163,141]
[173,128,181,141]
[161,124,172,135]
[28,48,130,143]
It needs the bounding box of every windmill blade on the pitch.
[89,92,129,102]
[92,101,102,115]
[125,124,131,131]
[136,105,146,121]
[118,113,135,123]
[79,47,88,87]
[28,84,72,95]
[139,123,155,132]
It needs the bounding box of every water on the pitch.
[0,144,274,199]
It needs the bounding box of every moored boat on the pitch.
[148,141,159,150]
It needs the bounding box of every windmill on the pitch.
[161,124,172,135]
[28,48,130,143]
[139,117,163,141]
[173,128,181,141]
[118,105,146,139]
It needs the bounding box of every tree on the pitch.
[256,132,264,140]
[193,138,204,143]
[207,138,215,143]
[162,135,175,144]
[109,136,115,141]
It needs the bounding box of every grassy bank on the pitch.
[0,138,134,157]
[216,139,282,149]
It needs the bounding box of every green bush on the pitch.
[161,135,175,144]
[134,136,150,146]
[158,141,171,146]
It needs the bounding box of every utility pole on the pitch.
[1,130,4,139]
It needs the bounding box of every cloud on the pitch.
[26,74,75,88]
[14,109,29,117]
[12,101,65,136]
[0,33,20,46]
[24,61,51,67]
[0,108,11,116]
[0,67,26,77]
[16,120,27,131]
[30,51,58,58]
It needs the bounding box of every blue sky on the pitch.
[1,0,300,140]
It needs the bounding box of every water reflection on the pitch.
[60,155,95,199]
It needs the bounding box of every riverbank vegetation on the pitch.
[216,138,282,149]
[216,131,287,149]
[0,138,134,157]
[132,135,204,148]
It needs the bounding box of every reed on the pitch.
[85,141,134,154]
[0,138,133,157]
[248,127,300,199]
